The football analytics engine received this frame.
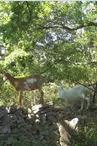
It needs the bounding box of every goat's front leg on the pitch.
[65,99,73,112]
[78,98,84,112]
[18,91,23,105]
[65,99,69,108]
[39,89,44,104]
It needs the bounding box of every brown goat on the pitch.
[1,73,45,105]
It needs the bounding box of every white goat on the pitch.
[58,85,90,111]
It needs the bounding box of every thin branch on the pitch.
[25,1,32,22]
[37,21,97,31]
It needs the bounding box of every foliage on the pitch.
[0,0,97,114]
[0,2,97,145]
[0,82,17,105]
[70,125,97,146]
[0,1,97,82]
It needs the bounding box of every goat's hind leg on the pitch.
[39,88,44,104]
[18,91,23,106]
[78,98,84,112]
[85,97,90,110]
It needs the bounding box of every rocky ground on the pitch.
[0,103,97,146]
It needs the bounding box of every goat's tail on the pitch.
[76,82,95,92]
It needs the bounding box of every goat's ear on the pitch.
[65,118,79,129]
[69,118,79,129]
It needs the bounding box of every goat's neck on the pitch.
[58,87,63,92]
[8,75,16,86]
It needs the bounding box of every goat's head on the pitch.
[58,84,63,90]
[1,73,12,81]
[65,117,79,129]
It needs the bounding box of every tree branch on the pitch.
[25,1,32,22]
[37,21,97,31]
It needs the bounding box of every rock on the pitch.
[9,105,18,114]
[0,106,8,119]
[0,125,11,134]
[32,104,43,114]
[46,111,53,117]
[6,137,13,145]
[41,139,47,145]
[28,108,32,114]
[39,134,44,140]
[0,105,80,146]
[41,129,49,136]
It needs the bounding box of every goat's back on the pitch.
[11,74,45,91]
[59,85,87,100]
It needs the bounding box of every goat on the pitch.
[57,117,79,146]
[58,85,90,111]
[1,73,45,105]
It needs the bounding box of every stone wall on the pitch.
[0,104,78,146]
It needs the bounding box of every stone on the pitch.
[0,125,11,134]
[0,105,80,146]
[39,134,44,140]
[0,108,8,119]
[41,139,47,145]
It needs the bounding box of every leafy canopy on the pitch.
[0,1,97,83]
